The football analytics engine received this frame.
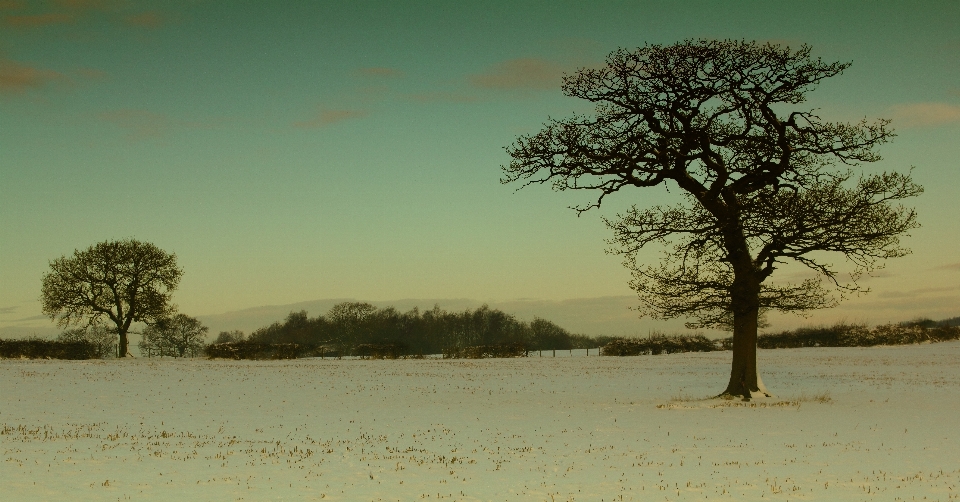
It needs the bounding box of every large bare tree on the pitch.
[503,40,921,398]
[41,239,182,357]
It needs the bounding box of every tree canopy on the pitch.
[41,239,182,357]
[503,40,921,398]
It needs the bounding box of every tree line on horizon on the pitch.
[214,302,596,357]
[2,310,957,360]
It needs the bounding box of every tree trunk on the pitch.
[721,307,768,399]
[118,329,129,358]
[721,278,771,399]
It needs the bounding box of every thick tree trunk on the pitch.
[118,329,129,358]
[721,276,771,399]
[721,306,771,399]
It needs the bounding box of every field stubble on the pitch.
[3,341,959,501]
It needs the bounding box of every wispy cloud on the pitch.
[354,67,403,79]
[3,12,73,26]
[405,90,483,103]
[935,262,960,271]
[0,305,18,314]
[122,10,164,28]
[468,58,566,91]
[2,0,166,29]
[878,284,960,299]
[99,108,173,141]
[75,67,108,81]
[0,57,65,94]
[8,314,48,322]
[55,0,113,9]
[890,102,960,128]
[293,109,368,128]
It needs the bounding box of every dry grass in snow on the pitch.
[3,341,959,501]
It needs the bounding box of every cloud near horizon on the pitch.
[469,58,566,91]
[354,67,403,78]
[3,11,73,26]
[99,108,173,141]
[0,57,65,94]
[75,67,108,81]
[293,108,368,128]
[122,10,163,28]
[890,102,960,128]
[405,90,483,103]
[2,0,167,29]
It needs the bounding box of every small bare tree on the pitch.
[503,40,921,398]
[42,239,182,357]
[57,323,117,359]
[214,330,246,344]
[139,314,208,358]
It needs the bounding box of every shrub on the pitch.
[139,314,207,358]
[935,316,960,327]
[355,343,407,359]
[442,343,528,359]
[0,338,98,359]
[600,321,960,357]
[57,325,116,358]
[753,322,960,349]
[214,330,246,344]
[602,334,719,356]
[754,323,869,348]
[204,342,317,360]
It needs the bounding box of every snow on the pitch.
[3,342,959,501]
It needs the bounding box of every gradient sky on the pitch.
[2,0,958,334]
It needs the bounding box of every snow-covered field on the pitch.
[3,342,959,501]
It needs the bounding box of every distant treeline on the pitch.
[4,308,958,360]
[603,319,960,356]
[745,319,960,349]
[210,304,960,360]
[214,303,593,357]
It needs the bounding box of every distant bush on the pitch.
[602,334,719,356]
[140,314,208,358]
[442,343,528,359]
[355,343,407,359]
[752,323,865,349]
[214,330,246,344]
[0,338,98,359]
[245,303,572,357]
[600,320,960,357]
[753,322,960,349]
[204,342,322,360]
[936,316,960,327]
[57,324,116,359]
[569,334,620,349]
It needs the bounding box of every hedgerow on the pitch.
[0,338,98,359]
[602,321,960,356]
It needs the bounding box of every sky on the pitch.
[2,0,958,336]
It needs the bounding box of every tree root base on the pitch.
[715,390,774,402]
